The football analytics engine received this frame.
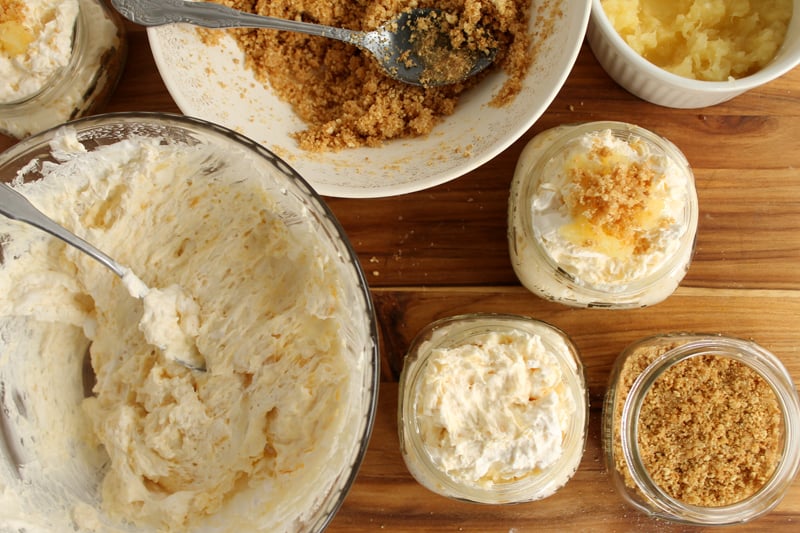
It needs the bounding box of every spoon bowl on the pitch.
[110,0,497,87]
[0,182,206,372]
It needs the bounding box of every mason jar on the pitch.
[398,313,588,503]
[603,333,800,525]
[508,121,699,308]
[0,0,127,139]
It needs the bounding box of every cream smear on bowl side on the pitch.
[0,127,364,531]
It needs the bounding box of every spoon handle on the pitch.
[0,182,127,278]
[111,0,363,45]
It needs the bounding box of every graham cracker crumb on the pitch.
[0,0,24,23]
[200,0,547,151]
[613,341,783,507]
[565,137,666,255]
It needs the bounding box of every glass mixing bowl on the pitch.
[0,112,379,532]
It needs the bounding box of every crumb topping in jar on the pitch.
[532,127,691,290]
[509,122,699,308]
[563,137,668,256]
[612,341,783,507]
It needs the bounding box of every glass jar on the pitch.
[0,0,127,139]
[398,313,588,503]
[603,333,800,525]
[508,121,699,308]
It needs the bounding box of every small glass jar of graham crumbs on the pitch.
[603,333,800,526]
[398,314,588,504]
[508,122,698,308]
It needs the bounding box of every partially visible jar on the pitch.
[508,121,698,308]
[398,313,588,503]
[0,0,127,139]
[603,333,800,526]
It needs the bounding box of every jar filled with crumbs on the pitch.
[508,121,698,308]
[398,313,588,503]
[0,0,127,139]
[603,333,800,525]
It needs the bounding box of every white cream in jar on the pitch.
[399,314,587,503]
[0,0,78,102]
[0,0,126,138]
[508,122,698,308]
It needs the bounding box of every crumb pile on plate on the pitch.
[201,0,536,151]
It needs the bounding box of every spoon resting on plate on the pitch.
[0,182,206,372]
[110,0,498,87]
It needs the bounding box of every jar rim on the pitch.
[618,334,800,525]
[515,121,699,301]
[398,313,589,503]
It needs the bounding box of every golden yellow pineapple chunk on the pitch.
[0,20,33,56]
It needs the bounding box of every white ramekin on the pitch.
[587,0,800,108]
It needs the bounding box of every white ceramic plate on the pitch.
[148,1,591,198]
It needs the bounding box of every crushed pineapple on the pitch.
[601,0,793,81]
[0,0,32,56]
[0,20,34,56]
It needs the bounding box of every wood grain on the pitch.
[371,287,800,394]
[2,17,800,531]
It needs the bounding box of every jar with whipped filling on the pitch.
[508,121,698,308]
[398,313,588,503]
[603,333,800,525]
[0,0,127,139]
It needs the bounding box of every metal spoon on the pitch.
[0,182,205,372]
[110,0,497,87]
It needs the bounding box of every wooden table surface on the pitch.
[3,17,800,533]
